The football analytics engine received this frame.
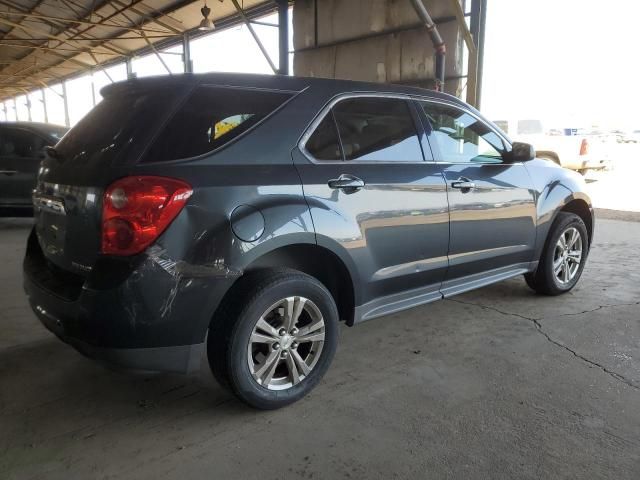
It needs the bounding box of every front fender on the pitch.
[526,159,593,261]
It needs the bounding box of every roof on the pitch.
[0,0,276,101]
[100,71,466,103]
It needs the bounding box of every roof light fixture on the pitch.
[199,2,214,30]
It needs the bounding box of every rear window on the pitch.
[331,97,423,162]
[55,87,182,166]
[143,86,293,162]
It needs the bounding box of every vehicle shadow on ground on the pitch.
[0,336,251,438]
[0,279,541,420]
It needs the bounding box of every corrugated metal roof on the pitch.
[0,0,274,100]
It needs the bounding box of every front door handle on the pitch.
[0,170,17,176]
[328,174,365,192]
[451,178,476,191]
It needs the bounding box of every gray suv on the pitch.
[23,73,593,409]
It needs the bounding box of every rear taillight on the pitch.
[101,176,192,256]
[579,138,589,156]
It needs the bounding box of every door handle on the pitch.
[0,170,17,176]
[451,179,476,191]
[328,174,365,192]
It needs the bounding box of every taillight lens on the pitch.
[101,176,192,256]
[579,138,589,156]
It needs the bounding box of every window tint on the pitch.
[56,87,182,166]
[420,102,505,164]
[144,86,293,162]
[305,112,342,161]
[0,128,45,158]
[332,97,423,162]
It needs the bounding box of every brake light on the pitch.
[101,176,192,256]
[579,138,589,156]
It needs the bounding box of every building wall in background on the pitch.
[292,0,464,95]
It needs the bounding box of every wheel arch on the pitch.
[559,198,593,247]
[216,243,357,326]
[533,181,594,262]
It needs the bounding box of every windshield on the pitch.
[55,86,183,166]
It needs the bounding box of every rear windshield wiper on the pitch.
[44,145,61,160]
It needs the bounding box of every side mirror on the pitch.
[507,142,536,162]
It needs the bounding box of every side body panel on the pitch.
[439,163,538,295]
[293,149,450,319]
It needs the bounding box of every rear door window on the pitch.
[331,97,424,162]
[305,112,343,161]
[143,86,294,162]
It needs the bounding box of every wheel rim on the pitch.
[247,296,325,390]
[553,227,583,285]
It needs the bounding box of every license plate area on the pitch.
[34,195,68,259]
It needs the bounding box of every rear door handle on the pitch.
[0,170,17,176]
[451,179,476,191]
[328,174,365,192]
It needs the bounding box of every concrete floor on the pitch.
[1,216,639,480]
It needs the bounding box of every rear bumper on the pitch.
[23,229,236,374]
[32,300,204,373]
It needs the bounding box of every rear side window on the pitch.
[144,86,293,162]
[332,97,423,162]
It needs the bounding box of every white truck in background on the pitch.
[493,119,612,175]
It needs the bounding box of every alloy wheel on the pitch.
[247,296,325,390]
[553,227,583,285]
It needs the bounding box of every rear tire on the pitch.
[208,269,339,409]
[525,212,589,295]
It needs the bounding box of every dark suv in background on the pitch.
[23,74,593,409]
[0,122,67,216]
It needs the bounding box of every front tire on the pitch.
[525,212,589,295]
[208,269,339,409]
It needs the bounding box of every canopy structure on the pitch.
[0,0,286,101]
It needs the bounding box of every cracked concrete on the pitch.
[447,298,640,391]
[1,217,640,479]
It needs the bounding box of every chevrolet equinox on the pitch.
[24,73,594,409]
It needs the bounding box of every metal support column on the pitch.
[476,0,487,109]
[230,0,278,74]
[90,73,97,106]
[61,82,70,127]
[126,57,135,79]
[182,32,193,73]
[41,89,48,124]
[469,0,486,109]
[276,0,289,75]
[26,95,32,121]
